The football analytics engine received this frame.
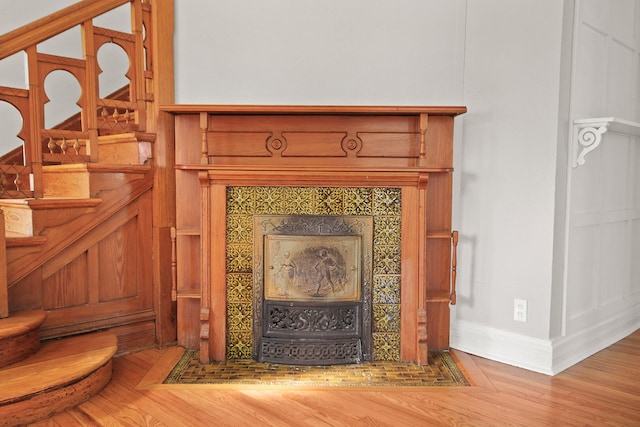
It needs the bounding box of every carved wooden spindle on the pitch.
[200,112,208,164]
[450,230,458,305]
[60,138,68,155]
[418,113,428,167]
[47,137,56,154]
[170,227,177,302]
[14,173,22,191]
[73,139,81,155]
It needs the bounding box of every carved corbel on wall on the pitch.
[573,117,640,168]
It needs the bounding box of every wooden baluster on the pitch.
[170,227,177,302]
[82,18,99,162]
[418,113,428,167]
[451,230,458,305]
[131,0,147,131]
[200,112,208,164]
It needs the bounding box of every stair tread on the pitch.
[0,309,46,339]
[0,331,117,404]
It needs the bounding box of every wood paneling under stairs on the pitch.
[28,330,640,426]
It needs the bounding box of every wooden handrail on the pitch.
[0,0,131,60]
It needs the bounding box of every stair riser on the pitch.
[0,360,112,426]
[0,329,40,369]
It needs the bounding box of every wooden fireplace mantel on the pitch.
[166,105,466,364]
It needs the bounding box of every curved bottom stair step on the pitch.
[0,330,118,427]
[0,309,47,369]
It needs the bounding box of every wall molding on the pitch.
[551,302,640,374]
[450,320,554,375]
[451,302,640,376]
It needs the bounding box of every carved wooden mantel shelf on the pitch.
[164,105,466,365]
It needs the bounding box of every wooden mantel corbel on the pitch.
[573,117,640,167]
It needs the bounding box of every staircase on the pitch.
[0,0,176,424]
[0,311,117,426]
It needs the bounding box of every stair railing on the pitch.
[0,0,153,199]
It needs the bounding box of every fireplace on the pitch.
[254,215,373,365]
[169,105,465,365]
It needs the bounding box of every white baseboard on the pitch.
[451,306,640,376]
[550,305,640,375]
[450,320,554,375]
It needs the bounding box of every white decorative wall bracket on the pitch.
[572,117,640,167]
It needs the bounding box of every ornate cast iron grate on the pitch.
[254,215,372,365]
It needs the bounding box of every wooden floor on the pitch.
[30,330,640,426]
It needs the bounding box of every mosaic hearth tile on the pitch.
[164,350,469,387]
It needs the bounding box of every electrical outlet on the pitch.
[514,299,527,322]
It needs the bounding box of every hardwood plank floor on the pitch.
[29,330,640,426]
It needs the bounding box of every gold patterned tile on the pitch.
[283,187,317,214]
[373,187,401,216]
[372,332,401,361]
[227,187,256,214]
[343,188,373,215]
[255,187,285,214]
[373,275,400,304]
[226,273,253,302]
[373,245,401,275]
[373,216,401,246]
[316,187,345,214]
[372,304,400,333]
[227,302,252,331]
[226,186,403,361]
[226,332,253,360]
[227,215,254,244]
[226,244,253,273]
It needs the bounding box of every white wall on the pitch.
[450,0,565,373]
[174,0,466,105]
